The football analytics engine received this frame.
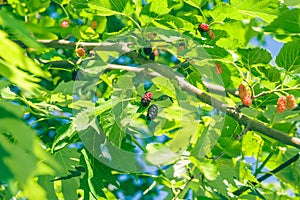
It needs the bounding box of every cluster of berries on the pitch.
[198,23,215,40]
[238,84,252,106]
[276,94,296,113]
[141,92,158,120]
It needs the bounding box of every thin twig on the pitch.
[233,152,300,196]
[235,126,250,140]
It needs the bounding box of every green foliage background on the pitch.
[0,0,300,199]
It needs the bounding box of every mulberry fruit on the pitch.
[76,47,86,57]
[153,48,159,56]
[276,96,287,113]
[198,23,210,32]
[238,84,248,99]
[143,47,152,56]
[149,52,155,61]
[215,62,222,74]
[91,21,97,29]
[61,19,69,28]
[208,29,215,40]
[177,43,185,54]
[147,104,158,120]
[286,94,296,110]
[141,91,153,106]
[242,95,252,106]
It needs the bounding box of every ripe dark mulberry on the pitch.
[147,104,158,120]
[141,91,153,106]
[143,47,152,56]
[149,52,155,61]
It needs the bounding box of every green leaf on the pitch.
[53,0,70,5]
[140,0,170,24]
[89,0,134,16]
[231,0,280,23]
[191,125,221,158]
[52,123,76,152]
[53,148,81,199]
[242,132,264,156]
[0,30,50,93]
[190,157,218,181]
[221,116,242,138]
[218,137,242,157]
[257,66,281,82]
[152,76,176,99]
[80,149,116,199]
[88,4,119,16]
[38,175,58,200]
[209,3,244,21]
[216,38,243,50]
[275,40,300,73]
[203,46,231,60]
[284,0,300,6]
[212,20,255,45]
[265,9,300,35]
[0,10,43,49]
[71,0,89,9]
[0,101,57,199]
[237,47,272,66]
[182,0,202,9]
[24,0,51,13]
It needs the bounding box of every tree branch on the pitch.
[36,39,133,51]
[106,64,300,149]
[45,59,300,149]
[42,52,300,149]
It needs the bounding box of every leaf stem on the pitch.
[131,136,147,152]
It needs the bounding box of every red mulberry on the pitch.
[276,96,287,113]
[76,47,86,57]
[91,21,97,29]
[208,29,215,40]
[198,23,210,32]
[286,94,296,110]
[242,95,252,106]
[215,63,222,74]
[238,84,248,99]
[141,92,153,106]
[61,19,69,28]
